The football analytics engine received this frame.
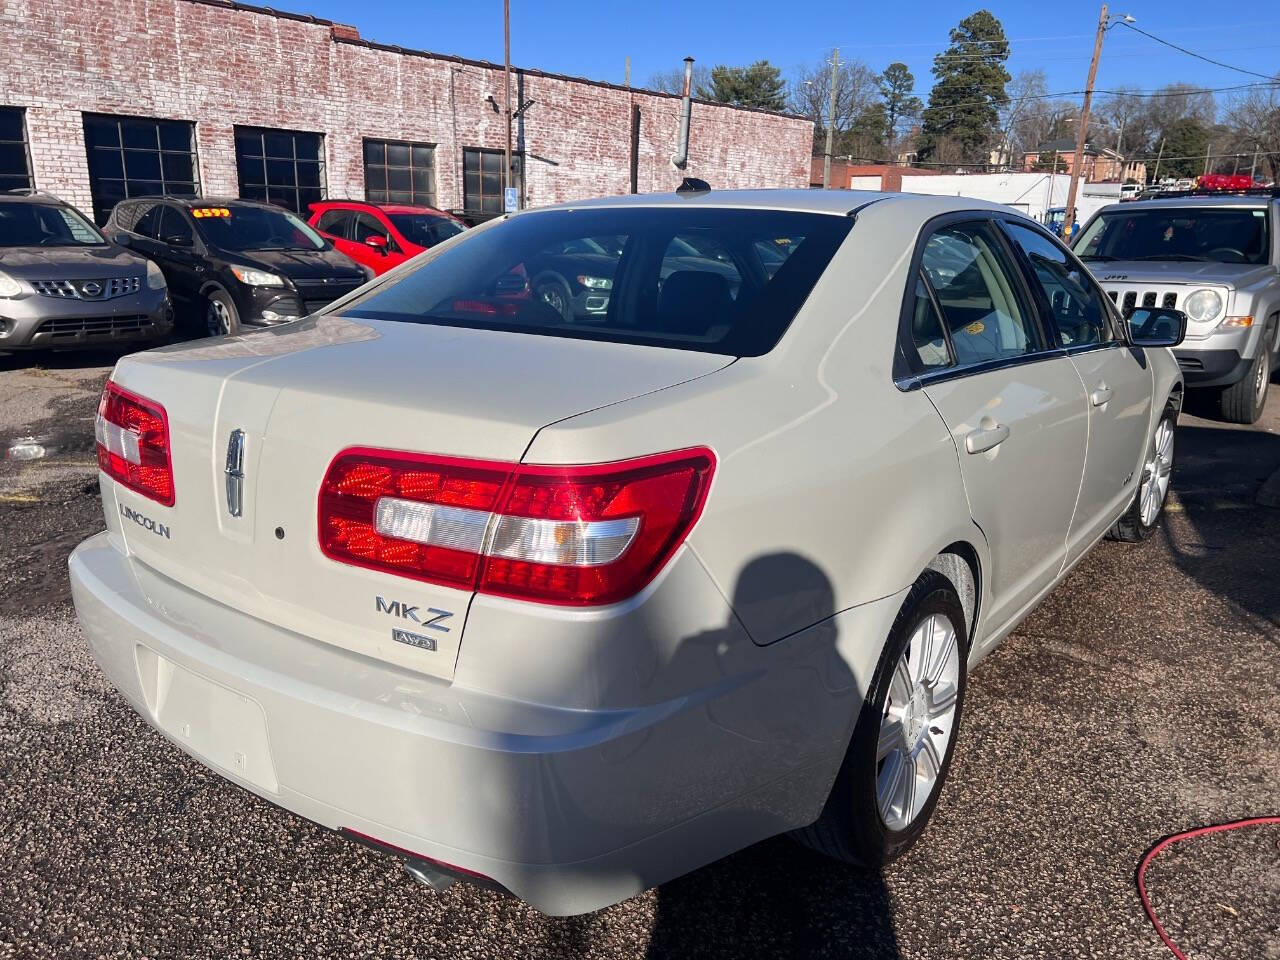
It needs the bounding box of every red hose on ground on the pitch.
[1137,816,1280,960]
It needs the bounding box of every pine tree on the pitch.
[699,60,787,112]
[917,10,1011,163]
[879,62,922,145]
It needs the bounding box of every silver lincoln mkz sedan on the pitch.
[71,188,1184,915]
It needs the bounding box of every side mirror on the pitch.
[364,234,389,254]
[1128,307,1187,348]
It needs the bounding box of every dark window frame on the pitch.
[462,147,522,217]
[363,138,437,207]
[0,106,33,194]
[82,113,201,224]
[233,125,326,215]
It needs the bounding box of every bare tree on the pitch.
[997,69,1048,164]
[788,51,880,154]
[1094,86,1153,158]
[645,64,711,96]
[1225,81,1280,182]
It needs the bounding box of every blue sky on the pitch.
[268,0,1278,108]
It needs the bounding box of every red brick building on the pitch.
[0,0,813,222]
[808,159,944,192]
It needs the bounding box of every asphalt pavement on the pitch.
[0,346,1277,960]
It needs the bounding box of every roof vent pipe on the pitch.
[672,57,694,169]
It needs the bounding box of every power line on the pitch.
[1113,20,1277,81]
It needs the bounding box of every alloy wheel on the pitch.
[538,284,567,318]
[207,298,231,337]
[1139,418,1175,527]
[876,612,961,832]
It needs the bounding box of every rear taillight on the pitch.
[95,380,175,506]
[318,446,715,606]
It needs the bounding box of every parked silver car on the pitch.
[1074,193,1280,423]
[0,191,172,352]
[70,189,1184,915]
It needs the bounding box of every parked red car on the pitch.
[307,200,467,275]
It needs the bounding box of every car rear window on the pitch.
[335,207,854,356]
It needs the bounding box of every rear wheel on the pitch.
[533,276,573,322]
[1219,343,1270,424]
[793,570,967,866]
[1109,408,1176,542]
[205,287,241,338]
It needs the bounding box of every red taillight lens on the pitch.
[95,380,175,506]
[318,446,715,606]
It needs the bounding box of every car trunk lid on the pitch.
[105,315,731,680]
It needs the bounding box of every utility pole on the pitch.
[1203,142,1211,176]
[1153,137,1164,183]
[503,0,513,205]
[1064,3,1108,241]
[823,48,839,189]
[1251,144,1260,179]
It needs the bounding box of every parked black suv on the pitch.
[103,197,370,337]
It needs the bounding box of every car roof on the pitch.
[517,188,1013,218]
[309,199,452,216]
[1116,194,1278,211]
[0,191,68,207]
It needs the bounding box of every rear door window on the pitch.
[337,208,854,356]
[920,221,1042,367]
[315,209,351,238]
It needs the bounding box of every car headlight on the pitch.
[145,260,167,290]
[576,275,613,290]
[0,270,23,298]
[1183,289,1223,323]
[230,266,286,287]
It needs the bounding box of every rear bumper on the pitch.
[69,532,902,914]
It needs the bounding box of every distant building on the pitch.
[809,159,944,192]
[1022,139,1146,184]
[0,0,813,223]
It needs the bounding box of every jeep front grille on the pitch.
[32,277,142,301]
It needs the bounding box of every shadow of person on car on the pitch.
[642,552,901,960]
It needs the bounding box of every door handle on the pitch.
[965,422,1010,454]
[1090,385,1114,407]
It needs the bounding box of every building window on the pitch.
[0,107,33,194]
[364,139,436,206]
[234,126,325,214]
[82,113,199,224]
[463,148,521,216]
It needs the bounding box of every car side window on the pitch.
[132,203,161,239]
[1004,221,1113,348]
[157,206,193,246]
[315,209,350,237]
[353,212,388,243]
[909,272,952,369]
[920,221,1041,367]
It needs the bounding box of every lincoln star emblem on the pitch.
[225,429,245,517]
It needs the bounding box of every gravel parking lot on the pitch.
[1,346,1277,960]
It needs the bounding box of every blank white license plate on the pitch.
[136,646,279,793]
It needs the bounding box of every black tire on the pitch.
[533,275,573,322]
[204,286,241,338]
[1218,342,1270,424]
[1109,406,1177,542]
[792,570,967,866]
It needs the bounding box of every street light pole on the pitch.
[1064,4,1112,240]
[823,48,839,188]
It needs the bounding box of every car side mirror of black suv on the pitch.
[1128,306,1187,348]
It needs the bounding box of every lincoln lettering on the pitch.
[119,503,171,539]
